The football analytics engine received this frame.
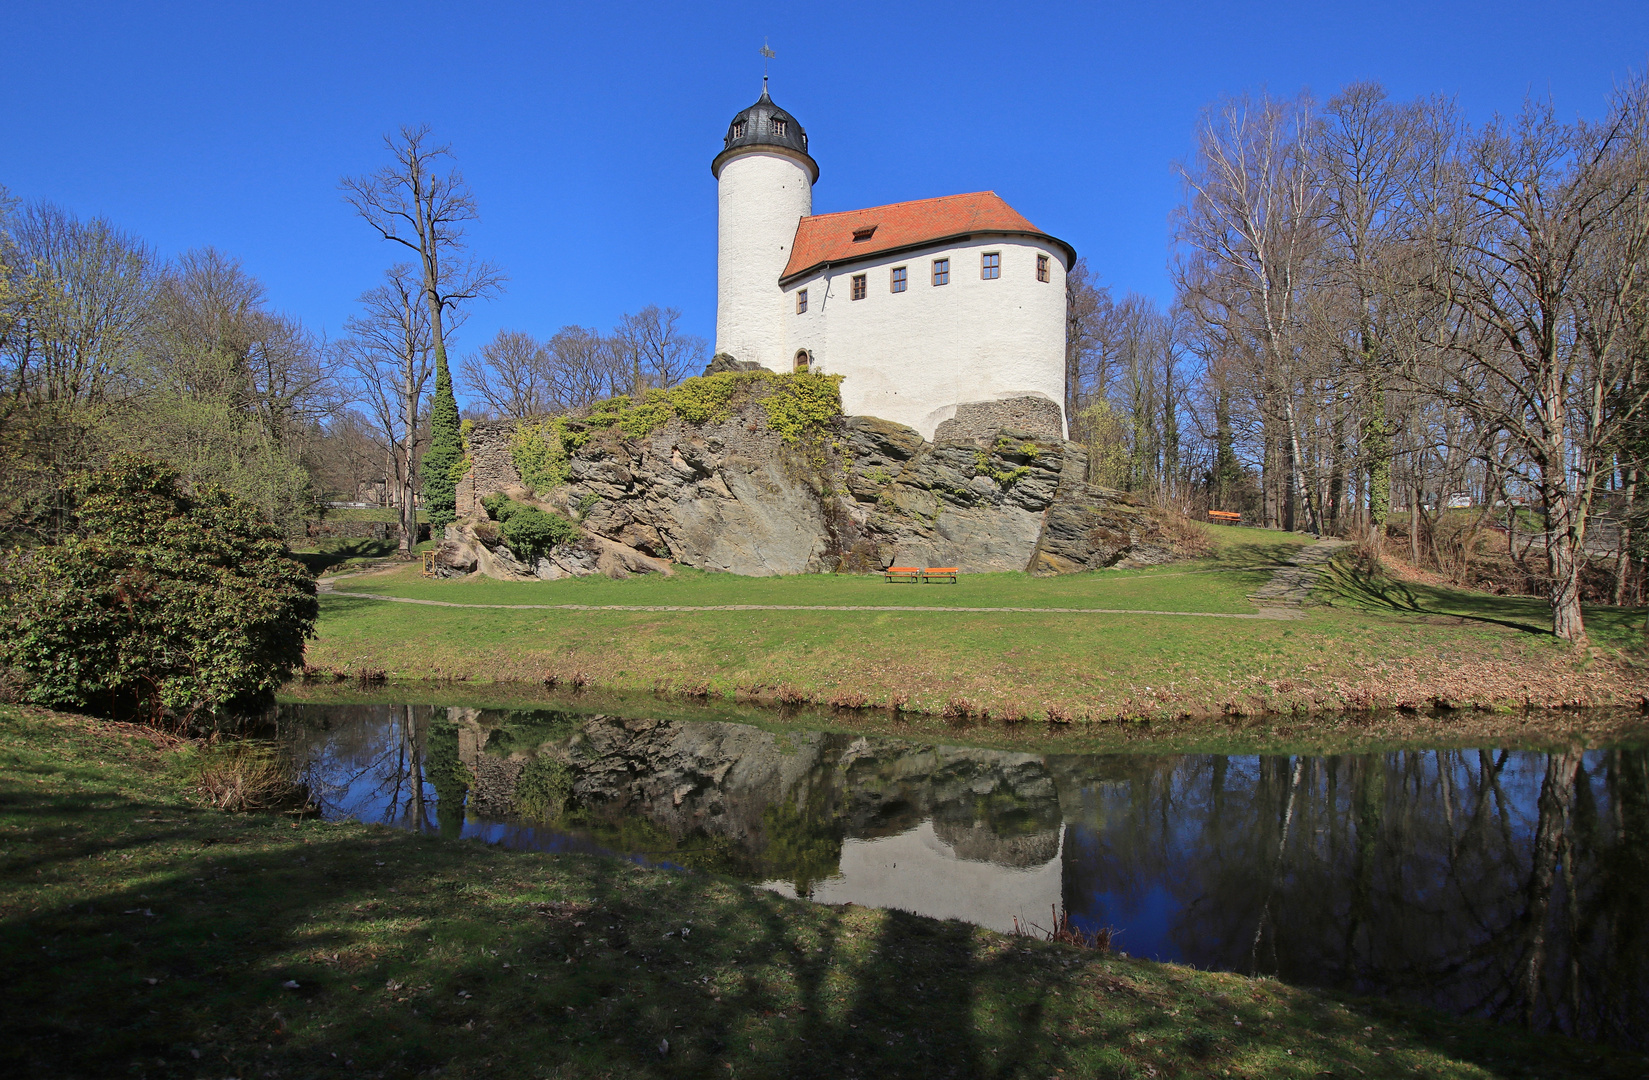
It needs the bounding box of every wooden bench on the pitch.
[921,566,959,584]
[1207,510,1241,525]
[883,566,921,583]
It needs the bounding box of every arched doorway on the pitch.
[793,349,812,373]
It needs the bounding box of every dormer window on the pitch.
[852,225,877,242]
[771,118,787,137]
[731,120,747,140]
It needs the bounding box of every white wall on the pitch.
[779,237,1068,439]
[715,151,813,369]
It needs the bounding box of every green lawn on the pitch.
[302,526,1643,719]
[5,706,1642,1080]
[326,524,1309,615]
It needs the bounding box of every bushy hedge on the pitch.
[0,455,318,722]
[480,494,581,562]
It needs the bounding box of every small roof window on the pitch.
[851,225,878,242]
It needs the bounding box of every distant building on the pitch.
[712,84,1075,441]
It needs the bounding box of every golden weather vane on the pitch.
[761,38,776,93]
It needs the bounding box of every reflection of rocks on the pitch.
[447,710,1067,878]
[836,742,1063,866]
[565,716,835,842]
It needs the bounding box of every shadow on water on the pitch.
[277,701,1649,1050]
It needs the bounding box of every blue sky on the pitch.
[3,2,1645,392]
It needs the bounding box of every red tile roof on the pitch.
[779,191,1074,285]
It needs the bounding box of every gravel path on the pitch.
[1246,538,1351,607]
[317,586,1304,620]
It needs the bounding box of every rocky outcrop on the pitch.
[457,403,1184,578]
[431,521,671,581]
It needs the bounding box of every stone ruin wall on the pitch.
[457,420,523,515]
[932,395,1064,445]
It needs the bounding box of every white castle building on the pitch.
[711,85,1075,441]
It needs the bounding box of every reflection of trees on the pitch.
[278,704,441,833]
[1063,748,1649,1047]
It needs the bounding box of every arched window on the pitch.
[794,350,811,373]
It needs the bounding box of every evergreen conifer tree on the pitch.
[422,354,462,528]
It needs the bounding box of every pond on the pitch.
[275,701,1649,1048]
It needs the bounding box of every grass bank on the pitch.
[5,705,1644,1079]
[303,527,1646,720]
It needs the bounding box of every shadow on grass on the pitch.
[1324,557,1649,648]
[1323,559,1557,636]
[288,539,403,575]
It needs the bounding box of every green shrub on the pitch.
[481,495,581,561]
[0,455,318,723]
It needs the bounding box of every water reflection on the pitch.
[278,702,1649,1047]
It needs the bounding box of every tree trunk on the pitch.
[1283,396,1319,534]
[1613,468,1637,607]
[1547,523,1589,646]
[399,362,417,556]
[1409,483,1421,566]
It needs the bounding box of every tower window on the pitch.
[851,274,867,301]
[1037,254,1050,282]
[891,266,907,293]
[732,120,747,140]
[982,252,1000,279]
[771,118,787,137]
[932,258,950,286]
[796,289,808,314]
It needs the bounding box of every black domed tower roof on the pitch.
[711,86,819,182]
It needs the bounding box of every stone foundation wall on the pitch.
[932,396,1064,445]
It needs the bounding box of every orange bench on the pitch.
[1208,510,1241,524]
[922,566,959,584]
[884,566,921,583]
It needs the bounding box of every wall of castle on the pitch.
[778,236,1067,440]
[716,151,813,370]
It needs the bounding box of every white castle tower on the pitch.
[711,82,818,369]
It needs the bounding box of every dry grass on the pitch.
[190,740,310,813]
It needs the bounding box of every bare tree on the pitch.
[545,325,625,410]
[460,329,550,419]
[342,125,504,525]
[339,265,434,554]
[1420,82,1649,643]
[1177,91,1326,534]
[613,305,707,397]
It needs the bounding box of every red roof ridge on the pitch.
[801,190,1010,223]
[779,190,1070,284]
